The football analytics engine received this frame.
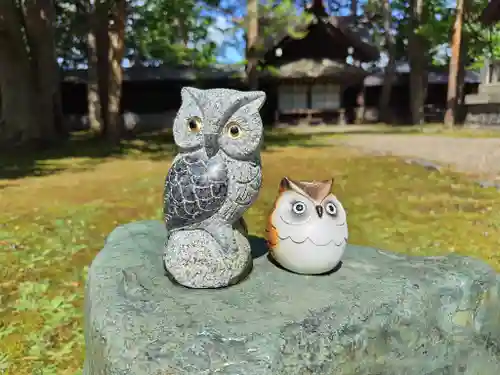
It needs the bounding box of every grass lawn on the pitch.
[283,123,500,138]
[1,130,500,375]
[436,128,500,138]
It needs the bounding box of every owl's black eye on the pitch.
[292,201,306,215]
[227,123,242,138]
[325,202,337,216]
[187,117,202,132]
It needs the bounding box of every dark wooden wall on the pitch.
[61,80,191,115]
[364,82,479,124]
[61,78,277,126]
[61,79,479,126]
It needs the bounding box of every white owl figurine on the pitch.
[266,177,348,275]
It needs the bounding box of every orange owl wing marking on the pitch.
[265,225,278,250]
[265,196,282,251]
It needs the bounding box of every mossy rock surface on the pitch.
[84,220,500,375]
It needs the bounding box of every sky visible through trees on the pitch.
[210,0,465,64]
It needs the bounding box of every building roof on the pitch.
[260,3,379,63]
[263,58,368,81]
[62,60,368,83]
[63,61,479,85]
[480,0,500,25]
[62,64,246,83]
[364,62,480,86]
[325,15,379,62]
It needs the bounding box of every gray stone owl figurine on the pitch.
[163,87,266,289]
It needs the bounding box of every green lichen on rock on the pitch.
[84,221,500,375]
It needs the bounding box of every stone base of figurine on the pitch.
[163,220,252,289]
[84,220,500,375]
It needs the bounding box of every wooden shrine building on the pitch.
[59,0,480,129]
[60,1,383,129]
[257,0,379,125]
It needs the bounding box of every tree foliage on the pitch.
[359,0,500,123]
[54,2,88,68]
[213,0,313,65]
[363,0,500,68]
[53,0,224,69]
[126,0,221,67]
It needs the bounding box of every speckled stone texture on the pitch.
[163,221,253,288]
[163,88,265,289]
[84,221,500,375]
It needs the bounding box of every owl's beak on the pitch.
[315,205,323,218]
[204,134,219,158]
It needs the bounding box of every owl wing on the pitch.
[217,159,262,222]
[265,197,280,250]
[265,220,279,250]
[164,154,228,230]
[272,220,310,243]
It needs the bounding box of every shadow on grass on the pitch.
[0,130,325,180]
[0,131,178,180]
[0,184,17,190]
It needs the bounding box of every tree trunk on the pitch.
[408,0,427,125]
[246,0,259,90]
[378,0,396,124]
[350,0,358,16]
[106,0,126,143]
[456,0,470,124]
[24,0,66,144]
[87,0,105,134]
[444,0,464,128]
[0,1,40,146]
[96,0,110,135]
[455,36,468,123]
[87,0,125,143]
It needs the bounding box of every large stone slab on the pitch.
[84,220,500,375]
[465,99,500,127]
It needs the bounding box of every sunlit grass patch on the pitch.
[0,133,499,374]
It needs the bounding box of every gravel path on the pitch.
[333,134,500,178]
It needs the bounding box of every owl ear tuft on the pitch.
[245,90,266,110]
[325,178,334,192]
[181,86,202,102]
[279,177,291,193]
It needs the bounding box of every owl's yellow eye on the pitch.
[227,123,242,139]
[187,117,202,132]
